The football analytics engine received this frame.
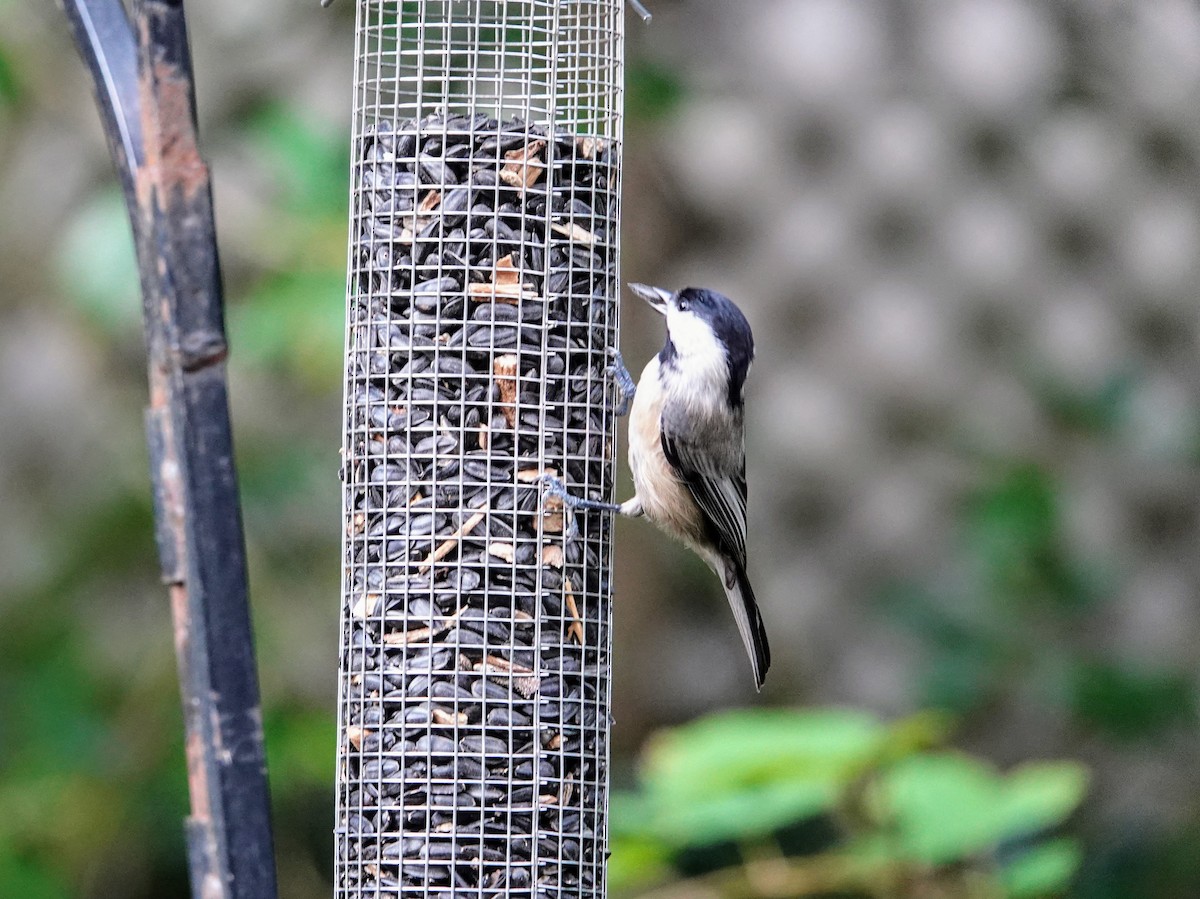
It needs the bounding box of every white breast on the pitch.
[626,356,707,547]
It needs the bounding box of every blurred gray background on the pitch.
[1,1,1198,896]
[622,0,1200,831]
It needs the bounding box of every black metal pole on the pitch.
[61,2,279,897]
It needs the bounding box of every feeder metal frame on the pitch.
[337,1,625,896]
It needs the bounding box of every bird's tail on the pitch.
[721,558,771,689]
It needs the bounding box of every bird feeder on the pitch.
[336,1,625,895]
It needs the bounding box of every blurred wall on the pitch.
[617,0,1200,890]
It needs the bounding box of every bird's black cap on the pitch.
[676,287,755,405]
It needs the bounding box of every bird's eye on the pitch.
[677,298,690,312]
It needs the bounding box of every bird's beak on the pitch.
[628,282,671,315]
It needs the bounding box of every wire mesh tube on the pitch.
[337,2,623,896]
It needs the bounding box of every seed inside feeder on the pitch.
[339,112,618,897]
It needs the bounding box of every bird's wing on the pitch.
[660,423,748,568]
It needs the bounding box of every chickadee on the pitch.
[545,284,770,688]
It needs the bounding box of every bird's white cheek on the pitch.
[666,310,722,358]
[666,313,729,417]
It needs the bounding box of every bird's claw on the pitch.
[538,474,572,504]
[606,347,636,417]
[539,475,581,538]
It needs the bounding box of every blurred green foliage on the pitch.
[879,452,1200,898]
[54,189,143,333]
[231,103,349,388]
[0,492,186,899]
[626,60,685,123]
[0,38,22,110]
[0,67,347,894]
[882,461,1196,742]
[611,708,1087,898]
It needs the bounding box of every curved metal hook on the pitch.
[61,0,144,204]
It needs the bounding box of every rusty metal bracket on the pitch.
[61,2,279,897]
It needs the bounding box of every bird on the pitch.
[543,283,770,688]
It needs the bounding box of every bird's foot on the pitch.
[539,475,622,539]
[539,475,581,538]
[606,348,636,416]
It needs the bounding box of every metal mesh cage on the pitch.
[337,2,623,896]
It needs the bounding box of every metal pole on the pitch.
[61,2,279,897]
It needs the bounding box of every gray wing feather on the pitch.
[660,424,748,567]
[661,413,768,687]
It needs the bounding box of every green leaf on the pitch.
[607,836,672,893]
[994,762,1088,838]
[882,710,956,756]
[969,465,1056,551]
[642,708,885,802]
[1001,838,1083,898]
[608,792,654,840]
[635,709,889,847]
[880,754,1088,867]
[650,777,836,846]
[882,753,1003,864]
